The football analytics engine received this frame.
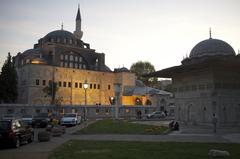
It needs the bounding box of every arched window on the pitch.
[70,55,73,61]
[60,54,64,60]
[64,55,68,60]
[75,56,78,62]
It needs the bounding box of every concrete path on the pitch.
[1,119,240,159]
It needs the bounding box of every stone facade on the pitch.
[16,64,135,105]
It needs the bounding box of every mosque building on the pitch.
[147,31,240,126]
[13,6,136,106]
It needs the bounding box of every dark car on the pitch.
[32,113,50,128]
[0,119,34,148]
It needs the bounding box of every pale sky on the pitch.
[0,0,240,71]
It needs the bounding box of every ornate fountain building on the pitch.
[148,34,240,126]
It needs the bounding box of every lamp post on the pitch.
[83,80,89,121]
[114,83,121,120]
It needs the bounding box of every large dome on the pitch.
[189,38,235,58]
[44,30,76,40]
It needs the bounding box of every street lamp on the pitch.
[83,80,89,121]
[114,83,121,120]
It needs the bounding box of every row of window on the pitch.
[173,83,240,92]
[49,37,77,45]
[60,62,86,69]
[36,79,111,90]
[60,54,83,62]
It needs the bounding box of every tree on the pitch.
[43,81,58,105]
[0,53,18,103]
[130,61,157,87]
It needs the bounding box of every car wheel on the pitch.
[14,137,20,148]
[28,133,34,143]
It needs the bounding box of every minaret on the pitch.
[74,4,83,39]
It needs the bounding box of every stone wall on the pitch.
[0,104,161,119]
[16,64,135,105]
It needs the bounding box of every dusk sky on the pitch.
[0,0,239,70]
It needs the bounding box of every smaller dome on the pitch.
[190,38,235,58]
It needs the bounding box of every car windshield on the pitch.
[63,114,76,117]
[0,121,11,130]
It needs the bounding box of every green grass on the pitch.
[74,119,169,135]
[49,140,240,159]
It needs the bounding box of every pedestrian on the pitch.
[174,121,179,131]
[212,113,218,133]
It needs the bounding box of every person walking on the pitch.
[212,113,218,133]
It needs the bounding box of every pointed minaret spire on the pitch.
[209,27,212,39]
[76,4,81,20]
[74,4,83,39]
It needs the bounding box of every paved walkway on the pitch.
[1,119,240,159]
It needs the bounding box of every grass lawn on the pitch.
[74,119,169,135]
[49,140,240,159]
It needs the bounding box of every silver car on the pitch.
[60,113,81,126]
[147,111,166,119]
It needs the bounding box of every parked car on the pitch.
[60,113,81,126]
[32,113,50,128]
[0,119,34,148]
[21,115,33,126]
[146,111,166,119]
